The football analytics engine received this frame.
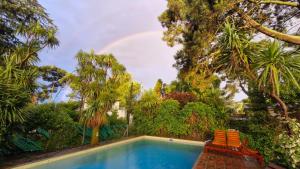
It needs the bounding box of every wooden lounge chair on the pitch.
[227,130,241,148]
[204,129,264,167]
[212,129,226,147]
[204,129,227,153]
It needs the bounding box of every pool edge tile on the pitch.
[12,136,145,169]
[12,136,204,169]
[144,136,205,146]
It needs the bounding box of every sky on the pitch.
[39,0,177,89]
[39,0,246,101]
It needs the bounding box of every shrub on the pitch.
[23,102,81,150]
[56,101,80,121]
[154,99,186,136]
[275,119,300,168]
[230,111,280,163]
[132,90,161,135]
[133,97,228,140]
[103,110,127,140]
[180,102,221,140]
[164,92,196,106]
[239,125,277,163]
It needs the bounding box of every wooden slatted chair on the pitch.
[212,129,227,147]
[227,130,241,148]
[204,129,226,153]
[227,130,264,165]
[204,129,265,167]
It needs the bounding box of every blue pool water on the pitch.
[32,139,203,169]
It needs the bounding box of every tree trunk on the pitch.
[90,126,99,145]
[238,82,249,96]
[80,96,85,145]
[82,124,86,145]
[270,93,288,118]
[31,95,38,104]
[238,10,300,45]
[126,110,131,125]
[270,93,292,135]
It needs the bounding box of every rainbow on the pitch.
[98,30,163,53]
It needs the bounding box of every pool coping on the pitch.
[192,151,204,169]
[12,136,204,169]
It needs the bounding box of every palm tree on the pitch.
[252,41,300,118]
[216,21,300,118]
[67,50,126,145]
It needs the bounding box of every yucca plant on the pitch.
[252,41,300,118]
[0,80,30,126]
[215,19,255,78]
[0,54,37,126]
[66,50,127,145]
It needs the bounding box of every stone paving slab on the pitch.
[194,151,262,169]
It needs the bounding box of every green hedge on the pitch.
[133,99,227,140]
[229,111,279,163]
[154,99,184,136]
[23,102,81,151]
[180,102,220,139]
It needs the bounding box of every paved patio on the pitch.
[194,151,262,169]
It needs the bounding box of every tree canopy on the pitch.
[0,0,58,57]
[0,0,60,127]
[159,0,300,118]
[64,50,138,145]
[159,0,300,73]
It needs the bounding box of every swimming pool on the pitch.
[14,136,203,169]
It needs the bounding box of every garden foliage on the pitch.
[230,112,278,163]
[164,92,196,106]
[133,91,227,140]
[23,102,81,150]
[275,119,300,168]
